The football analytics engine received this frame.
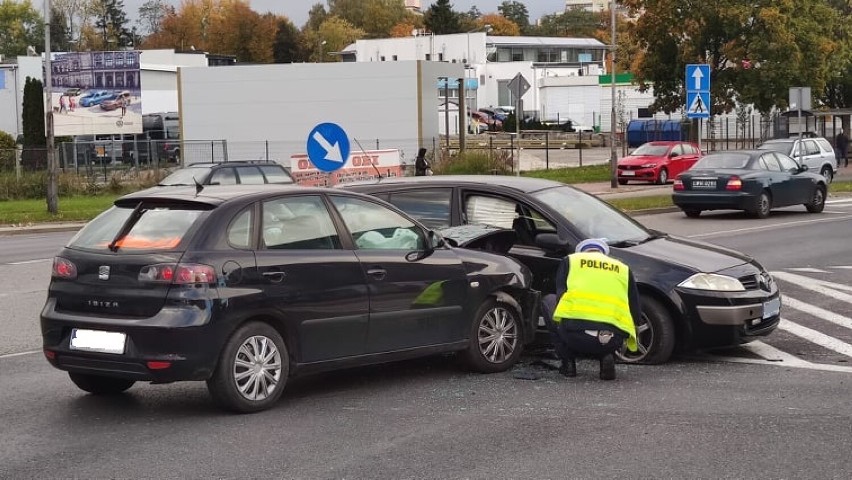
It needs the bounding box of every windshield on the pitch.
[531,186,651,244]
[159,167,211,185]
[692,152,751,169]
[631,144,669,156]
[758,142,794,156]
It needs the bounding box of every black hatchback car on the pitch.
[41,185,538,412]
[343,175,781,364]
[672,150,827,218]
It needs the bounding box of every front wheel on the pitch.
[69,372,135,395]
[207,322,289,413]
[656,168,669,185]
[462,297,523,373]
[616,296,676,365]
[805,185,826,213]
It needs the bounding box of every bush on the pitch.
[433,149,514,175]
[0,132,15,171]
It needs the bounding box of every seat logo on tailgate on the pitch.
[98,266,110,281]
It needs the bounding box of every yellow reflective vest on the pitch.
[553,252,638,352]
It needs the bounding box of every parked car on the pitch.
[479,107,508,122]
[672,150,827,218]
[342,176,781,365]
[79,90,115,107]
[159,161,295,186]
[470,110,502,130]
[541,117,594,133]
[40,185,538,412]
[618,141,702,185]
[100,91,131,111]
[757,137,837,183]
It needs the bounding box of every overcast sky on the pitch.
[122,0,568,29]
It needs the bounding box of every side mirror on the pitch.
[670,152,679,158]
[407,230,441,262]
[535,233,570,255]
[798,164,809,173]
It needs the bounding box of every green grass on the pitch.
[522,164,611,183]
[0,195,119,225]
[606,195,675,212]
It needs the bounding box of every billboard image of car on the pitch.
[48,51,142,136]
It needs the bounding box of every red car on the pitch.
[617,141,702,185]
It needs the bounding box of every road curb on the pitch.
[0,223,85,236]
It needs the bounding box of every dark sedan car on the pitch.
[672,150,827,218]
[159,161,295,186]
[41,185,538,412]
[343,176,781,365]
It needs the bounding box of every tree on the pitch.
[424,0,461,35]
[498,1,529,34]
[22,77,45,148]
[477,14,519,36]
[0,0,44,57]
[624,0,840,115]
[534,7,601,38]
[273,16,306,63]
[52,0,92,47]
[303,3,328,32]
[207,4,277,63]
[50,7,73,52]
[92,0,133,48]
[137,0,172,37]
[328,0,409,39]
[302,15,365,62]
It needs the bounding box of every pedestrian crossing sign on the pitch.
[687,91,710,119]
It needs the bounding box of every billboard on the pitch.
[49,50,142,136]
[290,149,404,187]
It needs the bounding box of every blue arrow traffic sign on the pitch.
[685,64,710,93]
[686,91,710,119]
[307,122,351,173]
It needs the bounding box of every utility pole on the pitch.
[609,0,618,188]
[44,0,58,214]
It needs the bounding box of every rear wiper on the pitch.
[108,201,145,252]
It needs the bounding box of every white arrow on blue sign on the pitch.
[307,122,351,173]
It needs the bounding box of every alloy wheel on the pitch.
[616,312,653,363]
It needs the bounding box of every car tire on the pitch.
[805,185,826,213]
[820,166,834,184]
[656,168,669,185]
[68,372,135,395]
[748,191,771,219]
[682,208,702,218]
[618,179,628,185]
[207,322,289,413]
[462,297,523,373]
[616,295,676,365]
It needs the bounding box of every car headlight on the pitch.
[641,163,657,168]
[678,273,745,291]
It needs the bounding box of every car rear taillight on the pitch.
[52,257,77,279]
[138,263,216,284]
[726,176,743,190]
[673,178,684,191]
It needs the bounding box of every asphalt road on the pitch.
[2,209,852,478]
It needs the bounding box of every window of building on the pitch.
[392,55,398,61]
[425,54,431,61]
[380,56,386,61]
[511,48,524,62]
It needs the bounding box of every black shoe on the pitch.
[559,359,577,378]
[599,353,616,380]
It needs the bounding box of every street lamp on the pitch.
[318,40,327,63]
[44,0,58,213]
[609,0,618,188]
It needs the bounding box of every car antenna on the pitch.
[353,137,383,181]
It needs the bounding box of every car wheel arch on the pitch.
[222,313,297,372]
[490,288,530,343]
[635,284,688,352]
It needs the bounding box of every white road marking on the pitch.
[771,271,852,299]
[739,340,807,364]
[0,350,40,360]
[788,267,830,273]
[779,318,852,358]
[781,296,852,331]
[690,214,852,239]
[700,341,852,373]
[826,198,852,205]
[7,258,51,265]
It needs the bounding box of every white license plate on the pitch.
[70,329,126,354]
[691,180,716,188]
[762,297,781,319]
[621,171,636,176]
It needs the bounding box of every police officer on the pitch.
[541,238,640,380]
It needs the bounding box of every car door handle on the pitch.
[262,271,286,283]
[366,268,387,280]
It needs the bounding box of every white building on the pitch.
[340,34,609,129]
[565,0,611,11]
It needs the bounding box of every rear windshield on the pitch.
[692,153,751,169]
[68,204,205,251]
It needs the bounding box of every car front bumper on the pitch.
[618,167,658,181]
[676,286,781,349]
